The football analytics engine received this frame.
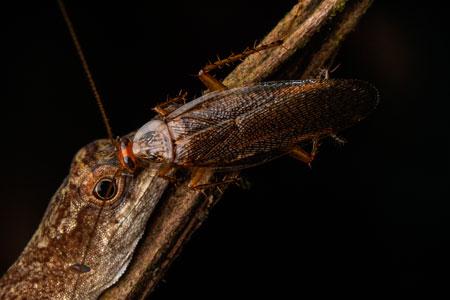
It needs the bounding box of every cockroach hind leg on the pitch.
[311,138,321,158]
[317,68,330,80]
[201,40,283,74]
[198,69,227,92]
[187,168,210,190]
[289,145,318,169]
[316,50,340,79]
[199,40,283,92]
[317,64,340,80]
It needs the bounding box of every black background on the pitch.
[2,0,449,298]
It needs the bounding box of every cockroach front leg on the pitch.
[187,168,241,191]
[156,164,178,184]
[199,40,283,92]
[153,90,188,117]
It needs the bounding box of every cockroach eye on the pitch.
[93,178,117,200]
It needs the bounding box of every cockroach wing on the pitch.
[165,80,309,139]
[166,79,378,169]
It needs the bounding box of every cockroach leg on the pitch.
[187,168,208,189]
[198,69,228,92]
[317,63,341,80]
[188,168,240,190]
[189,177,241,191]
[202,40,283,74]
[289,144,318,168]
[153,90,188,117]
[156,164,177,183]
[199,40,283,92]
[317,68,330,80]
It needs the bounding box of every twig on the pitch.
[100,0,373,298]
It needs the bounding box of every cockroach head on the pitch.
[132,119,173,163]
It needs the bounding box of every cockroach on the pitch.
[123,78,378,187]
[59,0,378,290]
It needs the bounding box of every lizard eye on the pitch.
[79,165,126,207]
[93,178,117,200]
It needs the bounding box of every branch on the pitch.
[101,0,373,298]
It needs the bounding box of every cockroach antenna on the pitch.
[57,1,118,298]
[57,0,114,142]
[58,0,139,177]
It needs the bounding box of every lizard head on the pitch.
[0,138,168,299]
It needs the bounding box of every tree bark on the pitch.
[100,0,374,298]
